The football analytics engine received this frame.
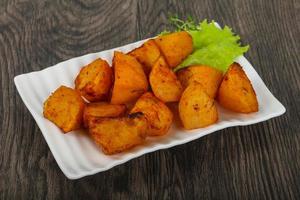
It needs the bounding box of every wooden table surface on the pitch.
[1,0,299,199]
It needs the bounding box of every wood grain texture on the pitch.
[0,0,299,199]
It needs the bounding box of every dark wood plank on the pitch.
[0,0,299,199]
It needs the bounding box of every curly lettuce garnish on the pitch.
[160,16,249,72]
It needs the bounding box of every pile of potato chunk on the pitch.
[43,31,258,154]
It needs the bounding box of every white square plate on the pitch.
[14,37,285,179]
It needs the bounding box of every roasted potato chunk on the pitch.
[131,92,173,136]
[111,51,148,104]
[177,65,223,98]
[128,39,161,75]
[75,58,112,102]
[154,31,193,68]
[43,86,85,133]
[179,81,218,129]
[149,56,183,102]
[88,112,148,154]
[83,102,126,127]
[217,63,258,113]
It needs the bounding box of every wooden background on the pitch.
[1,0,299,199]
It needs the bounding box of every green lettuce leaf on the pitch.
[162,17,249,72]
[177,42,249,72]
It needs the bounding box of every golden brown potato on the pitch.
[43,86,85,133]
[177,65,223,98]
[88,112,148,155]
[110,51,148,104]
[75,58,112,102]
[131,92,173,136]
[128,39,161,75]
[217,63,258,113]
[154,31,193,68]
[149,56,183,102]
[83,102,126,127]
[179,81,218,129]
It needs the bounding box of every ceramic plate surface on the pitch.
[14,37,285,179]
